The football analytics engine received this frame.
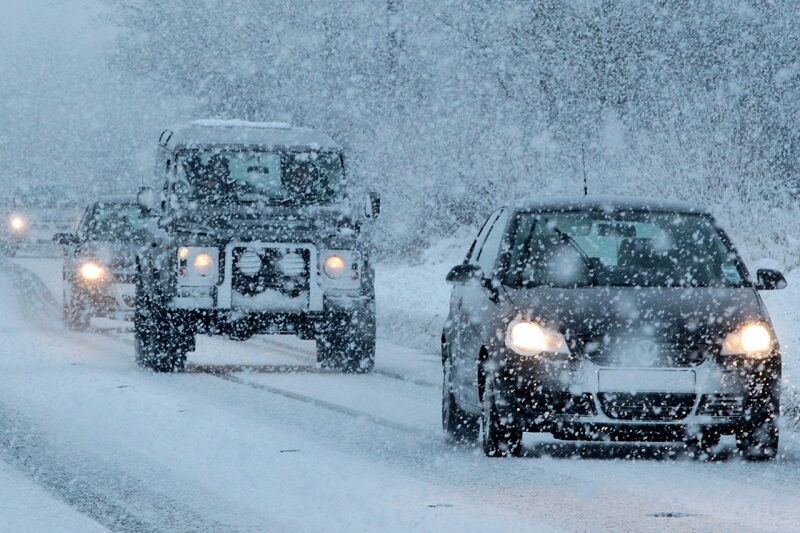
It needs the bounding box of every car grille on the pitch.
[580,338,714,367]
[598,393,696,421]
[231,246,310,297]
[697,394,745,418]
[519,391,597,417]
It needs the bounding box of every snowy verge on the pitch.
[375,233,469,355]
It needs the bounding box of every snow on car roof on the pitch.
[163,119,340,151]
[95,195,137,205]
[512,195,708,215]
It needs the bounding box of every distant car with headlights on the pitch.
[1,185,82,256]
[134,119,379,372]
[53,198,148,330]
[442,196,785,460]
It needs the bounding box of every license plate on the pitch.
[598,369,696,393]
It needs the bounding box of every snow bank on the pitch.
[375,232,471,355]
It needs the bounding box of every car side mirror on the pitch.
[756,268,787,290]
[137,186,156,212]
[52,232,79,246]
[365,191,380,219]
[446,263,483,285]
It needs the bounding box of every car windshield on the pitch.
[505,210,746,288]
[175,149,343,205]
[86,204,148,242]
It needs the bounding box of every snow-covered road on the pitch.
[2,258,800,532]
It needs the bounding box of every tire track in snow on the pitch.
[100,330,427,436]
[0,261,265,532]
[7,257,800,531]
[250,336,438,389]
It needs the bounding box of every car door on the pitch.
[454,209,509,407]
[63,206,93,303]
[448,211,498,359]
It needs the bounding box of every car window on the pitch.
[76,206,93,241]
[505,210,746,288]
[466,211,500,264]
[476,209,508,276]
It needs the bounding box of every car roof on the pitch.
[93,195,137,206]
[161,119,340,152]
[510,195,709,215]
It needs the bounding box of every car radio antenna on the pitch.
[581,146,588,196]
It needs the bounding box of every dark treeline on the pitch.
[99,0,800,259]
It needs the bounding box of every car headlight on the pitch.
[80,261,107,281]
[8,214,27,233]
[721,322,774,358]
[323,255,346,278]
[505,320,570,356]
[177,246,219,285]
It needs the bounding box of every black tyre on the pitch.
[317,305,375,373]
[134,280,186,373]
[481,374,522,457]
[736,413,779,461]
[442,355,479,444]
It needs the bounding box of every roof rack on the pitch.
[190,119,292,129]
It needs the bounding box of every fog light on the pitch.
[237,250,262,276]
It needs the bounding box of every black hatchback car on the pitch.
[442,197,785,460]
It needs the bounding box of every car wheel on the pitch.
[481,373,522,457]
[442,355,479,444]
[134,280,186,373]
[317,306,375,374]
[736,413,779,461]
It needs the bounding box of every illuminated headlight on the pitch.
[8,214,26,233]
[505,320,570,356]
[320,250,362,290]
[323,255,346,279]
[80,261,106,281]
[721,322,774,358]
[177,246,219,285]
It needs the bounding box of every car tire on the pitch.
[736,412,779,461]
[481,373,522,458]
[317,306,375,373]
[442,355,479,444]
[134,280,186,373]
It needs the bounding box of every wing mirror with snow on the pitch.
[756,269,787,290]
[446,263,483,285]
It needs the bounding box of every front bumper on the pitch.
[494,350,780,438]
[167,241,367,315]
[75,280,136,317]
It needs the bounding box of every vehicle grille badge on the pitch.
[634,339,660,366]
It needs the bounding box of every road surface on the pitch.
[0,257,799,532]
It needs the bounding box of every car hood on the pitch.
[502,285,766,344]
[83,241,145,270]
[170,202,363,244]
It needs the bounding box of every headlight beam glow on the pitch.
[506,320,570,356]
[722,322,773,357]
